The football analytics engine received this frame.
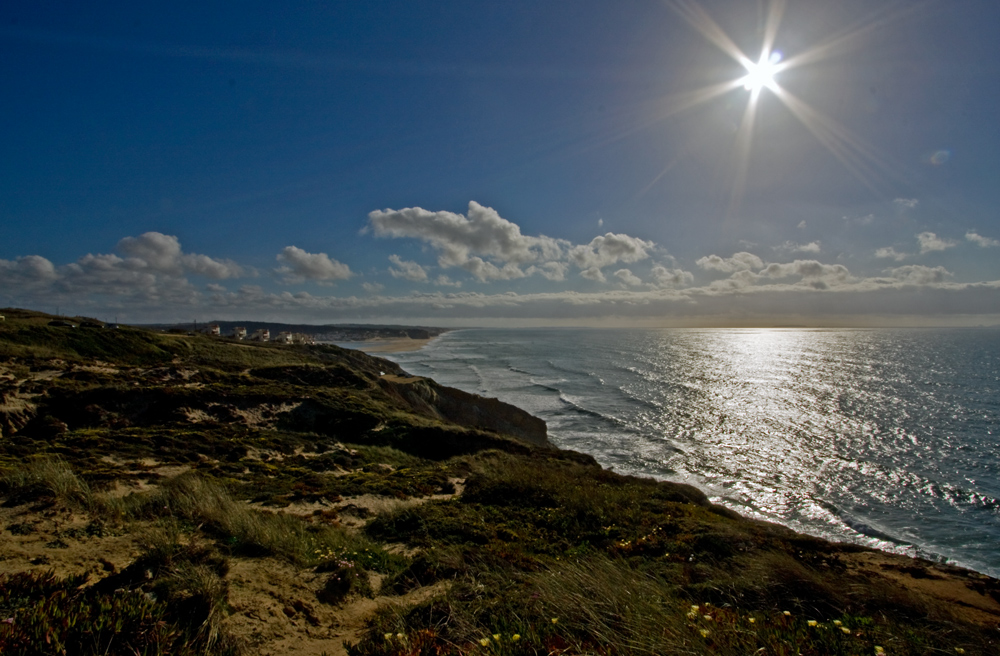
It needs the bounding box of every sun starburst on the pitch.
[657,0,922,216]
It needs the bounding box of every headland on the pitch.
[0,307,996,655]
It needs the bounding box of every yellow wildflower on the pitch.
[748,617,756,624]
[699,629,710,638]
[783,611,791,616]
[875,647,884,655]
[703,615,712,621]
[397,633,405,640]
[690,605,700,611]
[955,650,965,655]
[551,617,559,625]
[512,634,521,642]
[686,612,697,620]
[493,634,501,641]
[841,627,851,635]
[479,638,490,647]
[808,620,817,627]
[833,620,842,626]
[384,633,393,641]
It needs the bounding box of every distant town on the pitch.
[151,320,450,344]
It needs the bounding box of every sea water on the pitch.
[371,328,1000,578]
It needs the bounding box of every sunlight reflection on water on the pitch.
[384,327,1000,577]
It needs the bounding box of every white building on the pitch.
[250,328,270,342]
[233,326,247,340]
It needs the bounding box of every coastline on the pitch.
[333,336,436,353]
[2,311,997,653]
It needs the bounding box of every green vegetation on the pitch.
[0,308,995,655]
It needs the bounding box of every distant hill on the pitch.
[145,320,450,341]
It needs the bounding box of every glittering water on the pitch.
[375,328,1000,577]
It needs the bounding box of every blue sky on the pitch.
[2,0,999,326]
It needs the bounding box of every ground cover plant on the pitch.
[0,308,997,655]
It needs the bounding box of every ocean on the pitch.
[360,327,1000,578]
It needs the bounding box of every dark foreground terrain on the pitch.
[0,308,997,655]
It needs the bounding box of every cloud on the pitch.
[526,261,569,281]
[275,246,352,284]
[119,232,245,279]
[776,241,821,254]
[894,198,919,211]
[368,201,566,281]
[0,233,262,313]
[387,254,429,282]
[875,247,908,261]
[966,231,1000,248]
[916,232,957,254]
[614,269,643,287]
[0,255,58,287]
[884,265,952,284]
[568,232,655,272]
[696,252,764,273]
[361,282,384,293]
[434,275,461,287]
[649,265,693,288]
[845,214,875,226]
[368,202,660,284]
[178,267,1000,327]
[759,260,852,289]
[797,220,806,229]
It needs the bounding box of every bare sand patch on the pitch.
[224,555,448,656]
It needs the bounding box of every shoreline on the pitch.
[333,336,435,354]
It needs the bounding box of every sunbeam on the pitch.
[660,0,917,212]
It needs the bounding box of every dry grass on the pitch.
[531,556,688,655]
[0,455,93,507]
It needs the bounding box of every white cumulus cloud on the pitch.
[119,232,245,279]
[649,265,693,288]
[613,269,643,287]
[276,246,352,284]
[777,241,821,254]
[885,265,952,284]
[568,232,655,272]
[580,267,606,282]
[526,261,569,281]
[696,252,764,273]
[387,255,429,282]
[0,255,59,287]
[875,247,908,261]
[966,231,1000,248]
[368,201,566,281]
[916,232,957,254]
[760,260,852,289]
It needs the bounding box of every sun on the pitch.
[741,51,783,93]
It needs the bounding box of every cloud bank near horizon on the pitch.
[3,203,1000,326]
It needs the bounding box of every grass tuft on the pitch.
[0,455,93,507]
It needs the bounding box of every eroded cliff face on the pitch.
[377,374,548,447]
